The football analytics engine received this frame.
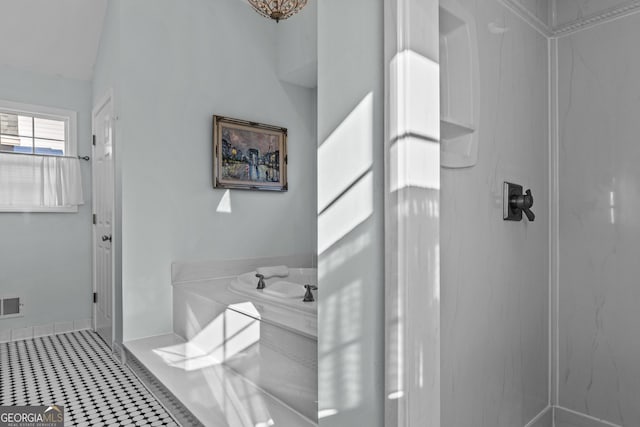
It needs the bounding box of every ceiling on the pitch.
[0,0,107,81]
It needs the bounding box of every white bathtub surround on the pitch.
[126,334,315,427]
[122,255,318,425]
[172,254,315,285]
[172,274,317,421]
[256,265,289,279]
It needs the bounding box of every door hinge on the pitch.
[92,213,97,225]
[93,292,97,303]
[92,135,96,146]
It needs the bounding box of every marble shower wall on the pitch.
[558,11,640,426]
[440,1,549,426]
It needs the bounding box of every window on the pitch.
[0,100,76,157]
[0,100,83,212]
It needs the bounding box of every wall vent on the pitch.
[0,296,23,318]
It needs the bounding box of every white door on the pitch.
[92,92,114,348]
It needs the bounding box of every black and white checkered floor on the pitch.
[0,330,179,426]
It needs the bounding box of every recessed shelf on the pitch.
[440,0,479,169]
[441,118,475,140]
[440,6,466,35]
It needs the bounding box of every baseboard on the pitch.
[123,346,204,427]
[526,405,553,427]
[0,318,93,343]
[555,406,623,427]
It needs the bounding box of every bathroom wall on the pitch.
[557,11,640,425]
[92,0,317,342]
[317,0,384,426]
[440,1,550,426]
[0,65,93,338]
[276,0,317,88]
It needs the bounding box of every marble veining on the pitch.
[440,1,549,426]
[558,10,640,426]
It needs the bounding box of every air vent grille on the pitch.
[1,297,22,318]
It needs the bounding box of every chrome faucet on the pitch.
[256,273,266,289]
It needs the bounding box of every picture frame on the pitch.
[212,115,288,192]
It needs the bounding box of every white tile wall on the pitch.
[11,327,33,341]
[33,324,54,338]
[54,321,74,335]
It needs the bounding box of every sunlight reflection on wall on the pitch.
[385,45,440,426]
[318,91,376,421]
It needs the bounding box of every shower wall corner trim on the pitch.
[500,0,640,39]
[524,406,553,427]
[552,1,640,37]
[384,0,440,426]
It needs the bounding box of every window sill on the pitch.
[0,206,79,213]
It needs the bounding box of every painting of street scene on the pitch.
[213,116,288,191]
[221,127,280,182]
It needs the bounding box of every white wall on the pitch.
[276,0,317,88]
[317,0,385,426]
[94,0,317,342]
[440,2,550,426]
[558,11,640,425]
[0,65,93,335]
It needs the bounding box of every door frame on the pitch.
[91,89,116,347]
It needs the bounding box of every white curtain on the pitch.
[0,152,84,209]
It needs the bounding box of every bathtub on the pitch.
[172,266,318,423]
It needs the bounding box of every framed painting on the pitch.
[213,115,288,191]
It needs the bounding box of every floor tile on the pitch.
[0,330,179,426]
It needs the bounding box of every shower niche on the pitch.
[440,0,479,168]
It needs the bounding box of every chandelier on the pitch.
[248,0,308,22]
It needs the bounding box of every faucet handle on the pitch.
[256,273,265,289]
[303,284,315,302]
[522,190,535,221]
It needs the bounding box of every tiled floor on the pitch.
[0,330,179,426]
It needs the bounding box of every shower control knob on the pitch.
[101,234,112,242]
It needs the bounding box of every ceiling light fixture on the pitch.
[248,0,308,23]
